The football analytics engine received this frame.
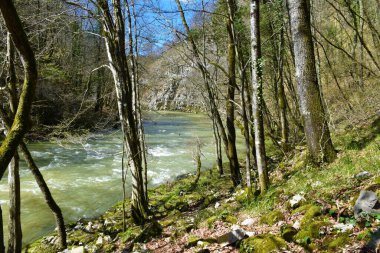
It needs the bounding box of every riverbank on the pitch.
[25,117,380,252]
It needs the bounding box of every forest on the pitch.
[0,0,379,252]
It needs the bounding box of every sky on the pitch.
[134,0,215,54]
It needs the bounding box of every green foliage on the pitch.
[40,63,68,81]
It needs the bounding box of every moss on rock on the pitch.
[294,220,330,243]
[280,225,297,242]
[327,233,350,250]
[240,234,288,253]
[260,210,285,225]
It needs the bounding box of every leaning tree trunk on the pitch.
[0,0,38,179]
[6,32,22,253]
[287,0,336,163]
[250,0,269,193]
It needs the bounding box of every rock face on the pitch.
[140,44,215,112]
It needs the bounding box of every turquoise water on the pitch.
[0,111,243,244]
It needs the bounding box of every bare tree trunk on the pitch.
[6,32,22,253]
[99,0,148,223]
[212,118,223,175]
[250,0,269,193]
[0,0,37,178]
[7,153,21,253]
[226,0,242,187]
[0,205,4,253]
[288,0,336,163]
[175,0,241,186]
[19,143,67,249]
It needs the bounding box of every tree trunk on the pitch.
[19,143,67,249]
[287,0,336,163]
[212,118,223,175]
[226,0,242,187]
[0,205,4,253]
[250,0,269,193]
[99,0,148,224]
[7,153,21,253]
[0,0,38,178]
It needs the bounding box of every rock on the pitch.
[217,228,246,245]
[289,193,306,208]
[214,202,220,209]
[355,171,372,179]
[245,231,256,237]
[281,225,297,242]
[333,223,354,232]
[187,235,200,248]
[71,246,85,253]
[354,190,380,218]
[85,222,93,232]
[293,220,301,230]
[240,234,288,253]
[241,218,255,226]
[96,236,103,245]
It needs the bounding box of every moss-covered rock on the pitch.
[327,233,350,250]
[301,205,322,225]
[240,234,288,253]
[260,210,285,225]
[294,220,330,243]
[187,235,201,247]
[280,225,297,242]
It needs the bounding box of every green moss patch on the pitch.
[240,234,288,253]
[260,210,285,225]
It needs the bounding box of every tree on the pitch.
[0,0,38,178]
[250,0,269,193]
[96,0,149,223]
[287,0,336,163]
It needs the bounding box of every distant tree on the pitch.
[287,0,336,163]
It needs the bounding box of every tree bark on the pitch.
[7,153,21,253]
[0,0,38,178]
[98,0,148,223]
[287,0,336,163]
[226,0,242,187]
[250,0,269,193]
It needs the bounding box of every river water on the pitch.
[0,111,242,245]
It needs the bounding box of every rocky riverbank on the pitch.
[25,121,380,252]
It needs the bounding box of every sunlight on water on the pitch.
[0,111,244,245]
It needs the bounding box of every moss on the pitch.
[207,215,218,227]
[240,234,288,253]
[357,228,372,242]
[224,215,238,224]
[67,230,97,245]
[187,235,200,247]
[280,225,297,242]
[260,210,285,225]
[118,226,142,243]
[294,220,330,242]
[301,205,322,225]
[327,233,350,250]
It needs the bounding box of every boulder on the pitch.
[355,171,372,180]
[217,228,246,245]
[354,190,380,218]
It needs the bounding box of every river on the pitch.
[0,111,243,245]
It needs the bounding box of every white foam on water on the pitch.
[31,151,52,158]
[149,146,173,157]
